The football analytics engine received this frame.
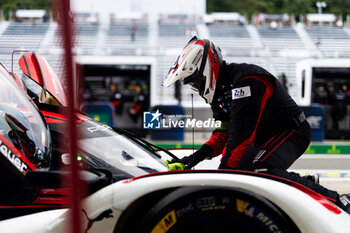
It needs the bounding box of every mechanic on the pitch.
[163,36,350,213]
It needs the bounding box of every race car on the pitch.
[0,53,175,220]
[0,53,350,232]
[1,170,350,233]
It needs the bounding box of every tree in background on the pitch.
[207,0,350,21]
[0,0,349,22]
[0,0,50,20]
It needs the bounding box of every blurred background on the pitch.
[0,0,350,147]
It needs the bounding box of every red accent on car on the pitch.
[44,117,66,124]
[75,113,92,121]
[19,53,67,106]
[0,205,64,209]
[291,182,341,214]
[41,110,87,123]
[122,169,342,215]
[39,188,70,195]
[32,196,69,205]
[41,110,68,120]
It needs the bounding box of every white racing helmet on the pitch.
[163,36,223,103]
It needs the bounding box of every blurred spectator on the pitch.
[313,85,327,104]
[336,19,343,28]
[43,13,48,22]
[174,81,182,104]
[252,14,259,25]
[130,22,138,41]
[238,15,245,25]
[316,38,322,46]
[343,84,350,102]
[270,20,278,30]
[307,21,312,30]
[258,13,265,25]
[186,27,196,37]
[87,15,98,25]
[128,85,146,123]
[278,73,288,91]
[330,84,348,129]
[83,84,93,101]
[109,83,124,115]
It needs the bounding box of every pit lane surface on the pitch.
[289,154,350,194]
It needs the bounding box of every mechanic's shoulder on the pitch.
[238,74,275,86]
[235,74,265,85]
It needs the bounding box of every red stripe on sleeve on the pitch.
[204,130,229,157]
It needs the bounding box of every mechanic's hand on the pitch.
[165,160,186,170]
[172,145,213,169]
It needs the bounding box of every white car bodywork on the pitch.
[1,171,350,233]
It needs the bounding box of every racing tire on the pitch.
[136,186,300,233]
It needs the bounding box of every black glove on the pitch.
[180,145,213,169]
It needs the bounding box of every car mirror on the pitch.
[25,169,61,189]
[25,168,112,194]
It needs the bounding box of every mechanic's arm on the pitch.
[171,123,229,169]
[201,100,231,158]
[166,106,230,170]
[202,124,229,157]
[219,76,274,169]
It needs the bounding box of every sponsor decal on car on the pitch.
[82,209,113,233]
[236,199,283,233]
[151,210,177,233]
[87,124,112,133]
[0,139,28,175]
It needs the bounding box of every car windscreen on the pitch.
[0,65,51,171]
[77,120,168,180]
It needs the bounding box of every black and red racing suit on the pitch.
[204,62,309,170]
[202,62,339,203]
